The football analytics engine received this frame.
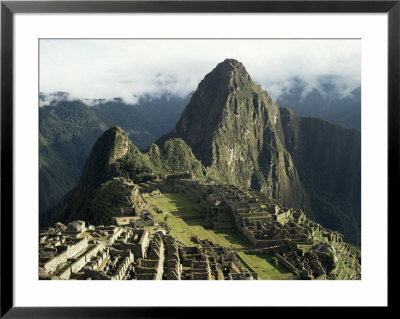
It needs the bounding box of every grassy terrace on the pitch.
[144,192,251,248]
[143,191,293,279]
[236,252,295,280]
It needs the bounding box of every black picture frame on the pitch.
[1,0,395,317]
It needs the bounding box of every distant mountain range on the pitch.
[40,59,361,246]
[276,76,361,130]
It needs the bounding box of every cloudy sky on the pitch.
[40,39,361,104]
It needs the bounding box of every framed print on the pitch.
[1,0,396,316]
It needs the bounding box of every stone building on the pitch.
[135,233,164,280]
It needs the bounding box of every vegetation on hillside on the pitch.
[147,138,206,177]
[39,93,190,215]
[51,127,208,225]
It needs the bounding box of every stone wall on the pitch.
[253,239,285,248]
[274,252,299,276]
[82,268,110,280]
[241,227,257,246]
[109,228,124,244]
[228,273,254,280]
[44,237,88,273]
[111,251,134,280]
[58,267,72,280]
[153,238,164,280]
[130,219,154,227]
[135,229,149,258]
[190,272,210,280]
[58,243,107,279]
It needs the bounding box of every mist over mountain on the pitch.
[275,76,361,130]
[40,39,360,106]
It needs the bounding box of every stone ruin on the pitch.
[145,177,361,280]
[105,177,147,218]
[128,210,155,228]
[39,176,360,280]
[39,220,255,280]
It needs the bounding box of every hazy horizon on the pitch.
[40,39,361,105]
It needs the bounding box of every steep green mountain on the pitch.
[47,127,205,225]
[161,59,308,211]
[276,77,361,130]
[55,126,150,223]
[160,59,361,245]
[39,93,190,216]
[279,107,361,245]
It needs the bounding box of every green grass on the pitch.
[145,192,202,218]
[236,252,295,280]
[144,192,296,280]
[144,192,251,248]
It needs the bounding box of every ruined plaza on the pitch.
[39,174,361,280]
[39,220,256,280]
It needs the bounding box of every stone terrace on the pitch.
[141,177,361,280]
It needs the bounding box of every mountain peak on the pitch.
[158,59,309,211]
[212,58,248,78]
[66,126,134,218]
[109,125,123,133]
[185,58,252,101]
[219,58,243,69]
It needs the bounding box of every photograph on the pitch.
[38,39,361,281]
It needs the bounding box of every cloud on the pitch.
[40,39,361,104]
[39,91,81,107]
